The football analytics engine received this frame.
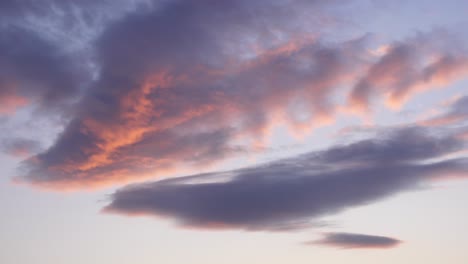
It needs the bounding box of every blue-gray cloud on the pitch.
[103,127,468,231]
[307,232,402,249]
[0,26,86,114]
[0,137,41,157]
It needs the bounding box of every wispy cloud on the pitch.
[349,32,468,112]
[421,95,468,126]
[12,0,365,189]
[0,137,41,157]
[0,0,466,194]
[6,1,466,190]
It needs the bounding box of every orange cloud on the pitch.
[17,28,468,191]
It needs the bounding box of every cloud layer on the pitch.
[10,0,358,188]
[1,0,468,253]
[2,0,465,189]
[422,95,468,127]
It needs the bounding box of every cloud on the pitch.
[15,0,369,189]
[0,26,87,115]
[0,137,42,157]
[5,1,467,190]
[307,232,402,249]
[0,0,153,115]
[103,126,468,231]
[421,95,468,126]
[0,0,140,25]
[349,32,468,112]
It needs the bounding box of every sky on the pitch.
[1,0,468,263]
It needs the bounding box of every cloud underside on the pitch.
[0,0,465,189]
[104,127,468,231]
[308,232,402,249]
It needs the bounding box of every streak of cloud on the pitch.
[103,127,468,231]
[306,232,402,249]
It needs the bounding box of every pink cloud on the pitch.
[349,35,468,112]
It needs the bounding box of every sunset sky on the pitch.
[1,1,468,263]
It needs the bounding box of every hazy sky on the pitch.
[1,1,468,263]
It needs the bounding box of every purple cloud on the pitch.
[307,232,402,249]
[103,127,468,231]
[0,26,87,115]
[15,0,367,189]
[1,1,465,191]
[0,137,41,157]
[349,32,468,112]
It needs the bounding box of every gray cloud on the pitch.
[307,232,402,249]
[0,26,87,114]
[0,137,41,157]
[103,126,468,231]
[422,95,468,127]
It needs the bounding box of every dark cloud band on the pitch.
[103,127,468,231]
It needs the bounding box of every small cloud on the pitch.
[421,95,468,127]
[307,232,402,249]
